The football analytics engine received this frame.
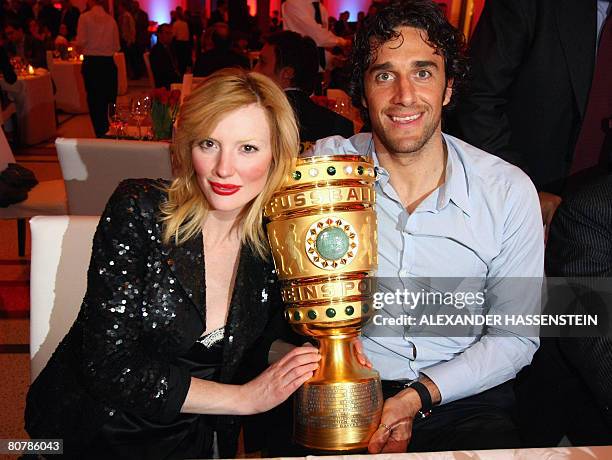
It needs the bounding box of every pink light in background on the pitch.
[273,0,371,21]
[140,0,184,25]
[247,0,257,16]
[324,0,370,20]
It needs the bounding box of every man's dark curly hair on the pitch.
[349,0,468,125]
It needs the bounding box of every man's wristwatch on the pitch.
[408,380,433,418]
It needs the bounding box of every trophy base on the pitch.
[293,335,383,452]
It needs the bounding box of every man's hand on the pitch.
[368,389,421,453]
[538,191,562,242]
[352,337,372,368]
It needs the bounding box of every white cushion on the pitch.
[56,137,173,215]
[29,215,99,381]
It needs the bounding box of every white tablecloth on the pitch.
[252,446,612,460]
[0,70,57,145]
[51,52,129,114]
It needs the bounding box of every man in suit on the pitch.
[149,23,180,89]
[133,1,149,79]
[254,31,354,144]
[449,0,611,230]
[59,0,80,41]
[37,0,61,36]
[516,174,612,446]
[3,20,46,68]
[192,22,248,77]
[208,0,228,26]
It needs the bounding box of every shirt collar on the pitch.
[369,133,472,216]
[437,135,472,216]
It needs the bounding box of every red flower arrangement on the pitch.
[150,87,181,140]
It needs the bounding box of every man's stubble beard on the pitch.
[373,115,439,158]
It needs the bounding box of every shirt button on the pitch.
[399,269,409,277]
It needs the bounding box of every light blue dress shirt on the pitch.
[310,133,544,404]
[597,0,611,46]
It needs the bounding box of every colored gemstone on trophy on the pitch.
[316,227,350,260]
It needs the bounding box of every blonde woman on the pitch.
[25,69,320,459]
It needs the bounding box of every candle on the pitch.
[79,54,84,61]
[27,65,34,75]
[67,47,73,52]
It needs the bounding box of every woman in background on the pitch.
[25,69,320,459]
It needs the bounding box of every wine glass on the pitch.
[130,95,151,140]
[108,103,122,139]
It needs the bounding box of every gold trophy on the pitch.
[265,155,383,451]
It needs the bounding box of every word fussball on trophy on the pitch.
[265,154,383,451]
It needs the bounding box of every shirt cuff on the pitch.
[419,360,473,405]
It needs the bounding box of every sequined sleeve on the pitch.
[80,179,191,423]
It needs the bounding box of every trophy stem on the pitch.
[293,334,383,451]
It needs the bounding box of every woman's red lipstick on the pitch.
[209,181,241,196]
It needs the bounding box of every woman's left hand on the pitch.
[240,343,321,414]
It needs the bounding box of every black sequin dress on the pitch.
[89,328,225,459]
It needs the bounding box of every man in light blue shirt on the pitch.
[310,0,544,453]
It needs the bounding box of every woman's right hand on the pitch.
[240,344,321,414]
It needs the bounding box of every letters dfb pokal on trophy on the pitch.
[264,154,383,451]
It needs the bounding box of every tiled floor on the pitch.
[0,78,151,445]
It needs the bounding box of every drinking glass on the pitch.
[130,95,151,140]
[108,103,122,139]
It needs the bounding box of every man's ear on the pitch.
[279,66,295,85]
[361,94,368,108]
[443,78,454,106]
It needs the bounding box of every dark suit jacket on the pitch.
[135,9,150,47]
[285,89,354,143]
[0,46,16,84]
[38,4,61,36]
[25,179,291,458]
[149,43,181,89]
[516,175,612,446]
[61,6,80,41]
[449,0,598,193]
[193,46,249,77]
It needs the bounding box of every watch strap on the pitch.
[409,380,433,414]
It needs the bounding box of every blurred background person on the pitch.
[193,22,248,77]
[117,0,136,79]
[59,0,80,41]
[149,23,180,89]
[132,0,149,78]
[3,19,46,68]
[37,0,60,37]
[282,0,350,71]
[255,30,353,144]
[172,6,191,73]
[448,0,611,232]
[76,0,120,137]
[208,0,228,26]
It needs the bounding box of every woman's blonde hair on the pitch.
[160,68,299,259]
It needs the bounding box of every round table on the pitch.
[0,69,57,145]
[50,52,128,114]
